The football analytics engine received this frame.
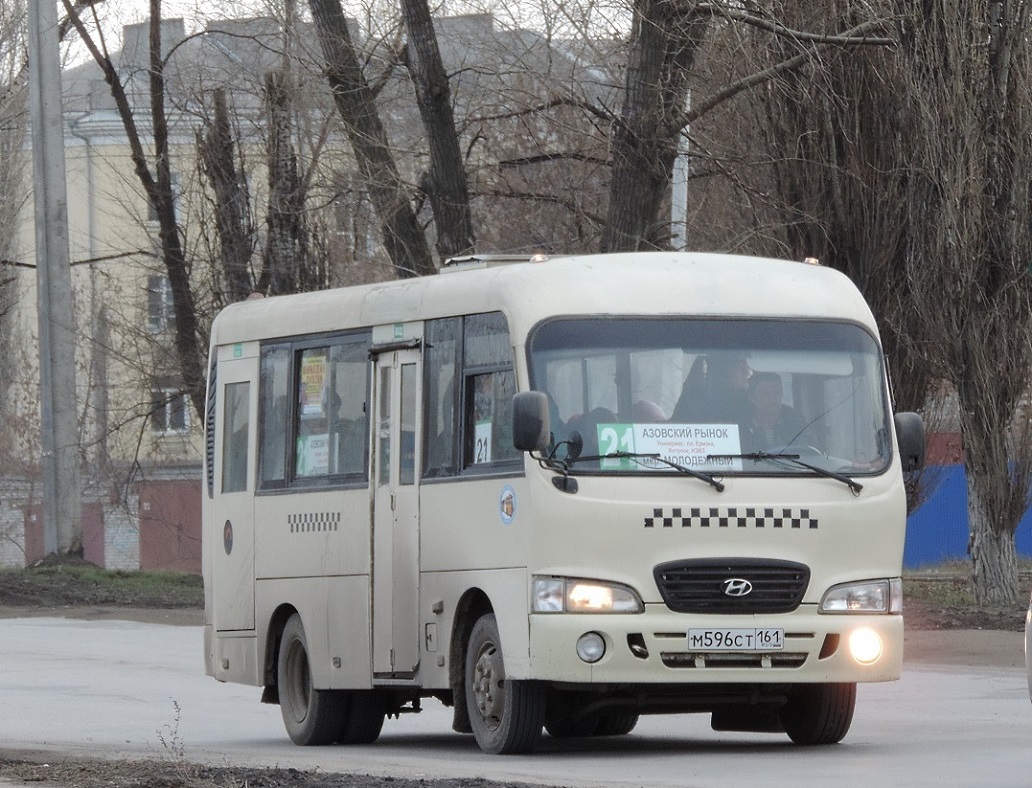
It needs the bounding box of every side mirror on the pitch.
[894,412,925,472]
[512,391,551,453]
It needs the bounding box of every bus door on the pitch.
[371,348,421,677]
[211,351,257,631]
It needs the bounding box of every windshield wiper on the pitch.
[541,434,724,492]
[708,451,863,495]
[591,450,725,492]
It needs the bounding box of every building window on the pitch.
[151,386,190,434]
[147,173,181,223]
[146,274,175,333]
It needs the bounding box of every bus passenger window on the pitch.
[260,334,371,491]
[400,363,417,485]
[378,366,390,484]
[295,348,333,477]
[425,312,519,476]
[464,370,518,467]
[422,318,461,478]
[221,382,250,493]
[259,345,289,487]
[331,342,370,477]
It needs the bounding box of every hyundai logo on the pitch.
[721,578,753,597]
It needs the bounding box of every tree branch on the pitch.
[698,2,896,47]
[497,151,609,168]
[676,18,895,133]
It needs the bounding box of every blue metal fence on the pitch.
[904,464,1032,568]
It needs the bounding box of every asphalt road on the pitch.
[1,616,1030,788]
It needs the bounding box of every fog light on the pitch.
[576,632,606,663]
[848,627,883,665]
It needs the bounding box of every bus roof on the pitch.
[208,252,878,347]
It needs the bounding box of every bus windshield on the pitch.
[528,317,892,477]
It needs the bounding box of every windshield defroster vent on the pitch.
[654,558,810,614]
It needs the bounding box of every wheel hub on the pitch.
[472,642,504,730]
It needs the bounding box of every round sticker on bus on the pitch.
[223,520,234,555]
[499,486,516,525]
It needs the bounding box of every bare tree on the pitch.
[601,1,895,253]
[755,2,939,511]
[191,10,351,308]
[399,0,474,260]
[262,68,316,294]
[900,0,1032,604]
[63,0,207,418]
[762,0,1032,602]
[0,0,27,447]
[0,0,26,289]
[602,0,708,251]
[307,0,435,277]
[197,87,256,302]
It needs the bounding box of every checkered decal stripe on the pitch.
[644,507,817,530]
[288,512,341,533]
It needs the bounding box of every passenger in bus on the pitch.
[545,392,566,448]
[631,399,666,423]
[563,406,617,457]
[741,371,803,452]
[670,355,707,422]
[671,353,751,424]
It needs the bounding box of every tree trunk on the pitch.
[262,70,310,295]
[198,88,254,303]
[147,2,205,419]
[956,324,1028,606]
[603,0,707,252]
[967,481,1020,605]
[400,0,474,261]
[307,0,434,278]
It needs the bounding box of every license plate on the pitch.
[687,628,785,652]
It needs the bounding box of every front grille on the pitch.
[654,558,810,614]
[660,651,809,669]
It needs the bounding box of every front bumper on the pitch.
[528,604,903,685]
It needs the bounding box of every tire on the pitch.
[545,714,599,738]
[779,682,856,745]
[465,613,545,754]
[277,614,346,745]
[593,713,639,736]
[338,690,387,744]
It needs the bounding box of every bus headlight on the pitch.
[820,578,902,614]
[532,577,644,613]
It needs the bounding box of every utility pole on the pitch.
[27,0,82,555]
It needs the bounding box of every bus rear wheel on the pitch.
[338,691,387,744]
[594,712,639,736]
[779,682,856,745]
[465,613,545,754]
[277,614,346,745]
[544,713,599,738]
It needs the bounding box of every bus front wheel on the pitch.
[464,613,544,754]
[277,613,346,745]
[779,682,856,745]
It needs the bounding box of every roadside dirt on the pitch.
[0,569,1027,788]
